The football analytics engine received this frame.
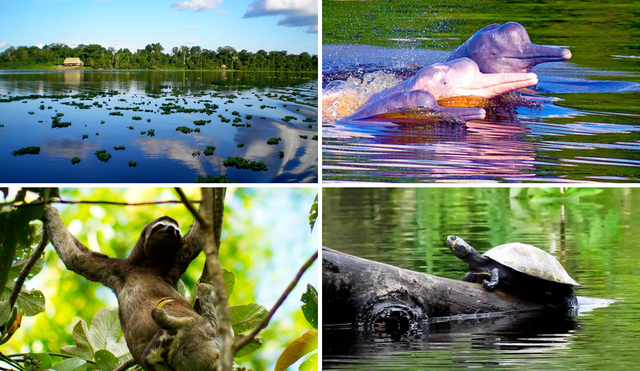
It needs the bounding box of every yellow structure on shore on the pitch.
[63,57,83,67]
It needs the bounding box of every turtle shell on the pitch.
[484,243,580,286]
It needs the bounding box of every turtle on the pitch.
[446,235,579,295]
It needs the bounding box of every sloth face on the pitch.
[145,217,182,259]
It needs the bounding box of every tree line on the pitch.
[0,43,318,71]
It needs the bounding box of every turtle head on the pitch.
[446,235,473,258]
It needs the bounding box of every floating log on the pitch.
[322,247,571,329]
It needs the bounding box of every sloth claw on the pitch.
[155,297,175,309]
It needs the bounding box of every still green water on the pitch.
[322,0,640,182]
[0,70,318,183]
[323,187,640,370]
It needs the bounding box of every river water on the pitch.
[0,70,318,183]
[322,0,640,182]
[322,187,640,370]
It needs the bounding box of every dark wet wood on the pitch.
[323,247,560,326]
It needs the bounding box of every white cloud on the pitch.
[186,25,198,29]
[0,39,8,48]
[186,39,198,44]
[171,0,223,12]
[36,43,44,48]
[217,10,227,14]
[243,0,317,33]
[169,39,178,43]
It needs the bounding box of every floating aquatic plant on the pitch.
[237,143,244,148]
[82,134,89,139]
[95,149,112,162]
[223,157,267,171]
[195,175,236,183]
[300,135,308,139]
[267,137,282,145]
[147,129,155,136]
[129,161,137,167]
[175,126,193,134]
[71,157,81,164]
[12,146,40,156]
[132,116,142,120]
[278,151,284,159]
[52,122,72,128]
[114,146,126,150]
[203,145,215,156]
[282,116,297,122]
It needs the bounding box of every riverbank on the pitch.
[0,65,318,73]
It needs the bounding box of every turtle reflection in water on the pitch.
[446,235,580,306]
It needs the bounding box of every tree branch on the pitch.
[8,226,49,309]
[200,188,226,284]
[233,250,318,353]
[174,187,206,227]
[198,189,233,371]
[15,199,201,208]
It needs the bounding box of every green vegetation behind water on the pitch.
[323,0,640,74]
[0,42,318,72]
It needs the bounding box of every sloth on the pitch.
[42,205,220,371]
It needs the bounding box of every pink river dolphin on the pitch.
[348,57,538,121]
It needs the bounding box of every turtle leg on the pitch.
[482,268,500,292]
[462,271,477,283]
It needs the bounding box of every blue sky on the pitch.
[0,0,318,54]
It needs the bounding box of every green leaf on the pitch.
[275,329,318,371]
[94,349,121,371]
[15,288,45,316]
[564,188,603,198]
[224,269,235,295]
[0,301,10,326]
[230,303,267,333]
[0,199,45,292]
[61,345,94,361]
[89,307,121,350]
[301,285,318,329]
[299,353,318,371]
[189,282,199,307]
[509,188,528,199]
[177,279,189,301]
[108,332,130,358]
[29,352,53,369]
[308,194,318,232]
[233,333,262,358]
[73,319,95,355]
[52,357,87,371]
[9,251,45,282]
[0,211,17,292]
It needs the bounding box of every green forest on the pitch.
[0,43,318,71]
